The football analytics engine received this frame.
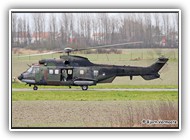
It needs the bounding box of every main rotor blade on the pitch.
[13,41,143,57]
[14,51,63,58]
[73,41,143,51]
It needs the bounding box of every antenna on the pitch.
[64,48,74,56]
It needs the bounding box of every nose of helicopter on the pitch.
[18,74,23,81]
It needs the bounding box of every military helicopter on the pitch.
[17,42,168,90]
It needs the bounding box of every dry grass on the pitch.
[12,101,178,128]
[109,101,178,128]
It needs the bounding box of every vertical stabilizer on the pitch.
[150,57,169,73]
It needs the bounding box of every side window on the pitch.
[49,69,53,74]
[80,70,84,75]
[68,69,72,75]
[94,70,99,77]
[55,69,59,75]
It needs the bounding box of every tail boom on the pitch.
[141,57,168,80]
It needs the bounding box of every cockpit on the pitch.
[18,66,40,84]
[26,66,40,74]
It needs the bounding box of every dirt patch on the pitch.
[11,100,178,128]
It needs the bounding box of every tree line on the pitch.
[11,12,179,50]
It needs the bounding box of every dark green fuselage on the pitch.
[18,55,168,89]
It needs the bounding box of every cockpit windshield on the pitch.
[27,67,33,73]
[26,66,39,74]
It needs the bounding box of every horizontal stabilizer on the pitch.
[157,57,169,63]
[141,73,160,80]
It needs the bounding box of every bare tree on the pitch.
[136,13,144,44]
[49,13,57,49]
[27,20,31,46]
[162,13,169,46]
[32,13,38,45]
[163,13,170,36]
[101,13,110,44]
[91,14,98,45]
[12,12,179,49]
[153,13,161,46]
[144,13,152,47]
[173,13,178,32]
[17,17,23,46]
[12,13,17,47]
[59,13,74,47]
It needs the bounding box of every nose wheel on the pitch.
[33,85,38,90]
[81,85,88,90]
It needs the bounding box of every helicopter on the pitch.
[17,42,168,90]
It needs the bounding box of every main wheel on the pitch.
[81,85,88,90]
[33,86,38,90]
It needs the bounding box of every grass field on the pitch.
[12,90,178,101]
[12,82,178,89]
[12,82,178,101]
[11,48,179,128]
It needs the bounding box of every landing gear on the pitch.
[33,85,38,90]
[81,85,88,90]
